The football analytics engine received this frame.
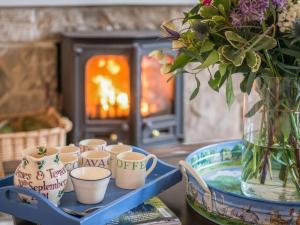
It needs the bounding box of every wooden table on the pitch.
[2,143,216,225]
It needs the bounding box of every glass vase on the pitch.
[242,76,300,201]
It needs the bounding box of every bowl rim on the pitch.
[70,167,112,181]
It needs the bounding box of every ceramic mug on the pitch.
[79,139,107,152]
[106,144,132,178]
[80,150,110,169]
[70,167,111,204]
[60,154,79,192]
[116,152,157,189]
[59,144,80,157]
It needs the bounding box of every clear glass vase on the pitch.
[242,76,300,201]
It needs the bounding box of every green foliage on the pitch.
[225,31,247,48]
[244,100,264,117]
[226,74,234,108]
[160,0,300,197]
[169,53,193,73]
[190,75,201,100]
[158,0,300,108]
[199,6,219,19]
[279,113,291,141]
[196,50,219,69]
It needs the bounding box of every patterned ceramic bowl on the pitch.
[179,140,300,225]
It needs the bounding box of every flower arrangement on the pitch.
[154,0,300,199]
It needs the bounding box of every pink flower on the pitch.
[203,0,212,6]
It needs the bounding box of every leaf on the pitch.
[218,4,226,17]
[245,51,255,67]
[276,48,300,58]
[212,16,225,23]
[190,75,201,100]
[252,36,277,51]
[240,75,247,93]
[219,64,228,77]
[245,100,264,117]
[213,0,231,12]
[246,72,256,95]
[199,6,219,19]
[219,68,230,88]
[180,48,202,61]
[169,53,192,72]
[209,64,228,91]
[209,71,222,91]
[279,114,291,141]
[221,45,245,66]
[246,50,261,73]
[218,47,231,64]
[172,40,186,49]
[225,31,247,49]
[183,4,201,24]
[276,62,300,70]
[200,39,215,53]
[196,50,219,69]
[160,63,172,74]
[226,75,234,108]
[252,53,261,73]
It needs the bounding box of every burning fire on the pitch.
[92,75,129,112]
[140,55,174,117]
[85,55,130,119]
[85,54,174,119]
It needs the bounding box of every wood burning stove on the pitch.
[60,31,183,147]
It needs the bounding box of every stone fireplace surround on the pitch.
[0,5,243,144]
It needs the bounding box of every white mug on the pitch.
[106,144,132,178]
[116,152,157,189]
[80,150,110,169]
[60,154,79,192]
[79,139,107,152]
[59,144,80,157]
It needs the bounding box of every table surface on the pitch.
[1,142,218,225]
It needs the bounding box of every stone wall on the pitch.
[0,6,243,143]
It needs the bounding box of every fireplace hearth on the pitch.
[61,31,183,147]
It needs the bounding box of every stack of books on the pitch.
[108,197,181,225]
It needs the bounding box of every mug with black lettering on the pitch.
[60,154,79,192]
[116,152,157,189]
[80,150,110,169]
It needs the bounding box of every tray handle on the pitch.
[179,160,211,194]
[0,186,59,215]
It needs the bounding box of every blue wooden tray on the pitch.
[0,146,181,225]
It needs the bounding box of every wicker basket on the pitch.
[0,107,72,161]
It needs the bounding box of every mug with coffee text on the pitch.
[106,144,132,178]
[116,152,157,189]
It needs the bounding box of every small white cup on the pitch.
[116,152,157,189]
[60,154,79,192]
[106,144,132,178]
[80,150,110,169]
[70,167,111,204]
[59,144,80,157]
[79,139,107,152]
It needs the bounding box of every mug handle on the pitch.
[145,154,158,176]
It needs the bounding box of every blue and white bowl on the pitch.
[179,140,300,225]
